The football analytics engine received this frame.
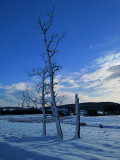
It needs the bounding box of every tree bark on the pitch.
[41,75,46,136]
[44,34,63,139]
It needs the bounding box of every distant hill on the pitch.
[59,102,120,112]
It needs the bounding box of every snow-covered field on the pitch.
[0,114,120,160]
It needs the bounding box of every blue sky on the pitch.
[1,0,120,106]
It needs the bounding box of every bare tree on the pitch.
[23,86,38,108]
[27,64,49,136]
[18,90,31,108]
[38,6,64,138]
[18,91,26,108]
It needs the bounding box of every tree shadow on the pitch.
[4,135,79,145]
[0,141,63,160]
[4,135,61,144]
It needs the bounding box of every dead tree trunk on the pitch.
[41,74,46,136]
[45,45,63,138]
[38,6,63,138]
[75,94,80,139]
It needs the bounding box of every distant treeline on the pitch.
[59,102,120,115]
[0,107,69,116]
[0,107,42,115]
[0,102,120,116]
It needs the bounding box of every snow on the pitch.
[0,114,120,160]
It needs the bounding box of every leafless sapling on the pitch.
[27,64,49,136]
[18,90,31,108]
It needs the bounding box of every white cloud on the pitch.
[1,51,120,106]
[4,82,28,94]
[81,52,120,82]
[0,82,30,107]
[56,52,120,104]
[0,99,16,107]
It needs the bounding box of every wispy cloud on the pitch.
[1,51,120,106]
[92,36,120,50]
[0,82,29,106]
[56,51,120,103]
[0,99,11,107]
[4,82,28,94]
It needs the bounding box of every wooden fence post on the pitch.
[75,94,80,138]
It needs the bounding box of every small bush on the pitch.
[85,109,98,116]
[99,124,103,128]
[80,122,86,126]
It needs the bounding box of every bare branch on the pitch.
[38,17,45,33]
[27,66,49,79]
[45,101,50,107]
[38,5,54,34]
[50,33,65,58]
[52,62,62,75]
[45,5,54,32]
[48,33,58,48]
[23,87,39,108]
[56,96,65,106]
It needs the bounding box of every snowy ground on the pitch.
[0,114,120,160]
